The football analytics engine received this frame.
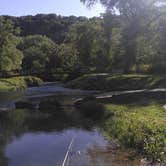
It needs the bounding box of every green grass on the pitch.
[0,76,43,92]
[104,103,166,163]
[67,74,166,91]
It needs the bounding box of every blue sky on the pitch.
[0,0,105,17]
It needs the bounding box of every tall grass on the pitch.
[104,104,166,163]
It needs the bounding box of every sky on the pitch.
[0,0,105,17]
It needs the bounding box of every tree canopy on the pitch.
[0,17,23,75]
[0,5,165,77]
[81,0,166,72]
[18,35,55,74]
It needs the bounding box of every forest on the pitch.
[0,0,165,79]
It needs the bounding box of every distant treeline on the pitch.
[0,3,166,78]
[4,14,87,43]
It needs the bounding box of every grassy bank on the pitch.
[0,76,43,92]
[101,93,166,163]
[67,74,166,91]
[74,91,166,163]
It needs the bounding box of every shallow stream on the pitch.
[0,83,143,166]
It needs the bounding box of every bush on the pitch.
[0,76,43,91]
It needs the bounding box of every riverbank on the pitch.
[98,91,166,164]
[67,74,166,91]
[104,104,166,163]
[0,76,43,92]
[76,90,166,164]
[0,80,165,164]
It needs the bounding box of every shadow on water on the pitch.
[97,90,166,106]
[0,107,141,166]
[0,83,143,166]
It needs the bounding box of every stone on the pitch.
[15,101,36,109]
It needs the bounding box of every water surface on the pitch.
[0,83,141,166]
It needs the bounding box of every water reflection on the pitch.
[0,83,142,166]
[0,106,141,166]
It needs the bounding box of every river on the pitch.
[0,83,143,166]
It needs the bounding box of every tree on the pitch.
[67,18,110,71]
[46,44,78,73]
[5,14,88,43]
[19,35,55,74]
[0,17,23,75]
[81,0,166,72]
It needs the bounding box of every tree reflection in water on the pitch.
[0,98,141,166]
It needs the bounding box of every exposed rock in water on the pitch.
[74,96,96,108]
[15,101,36,109]
[38,99,61,111]
[75,96,105,119]
[0,108,10,112]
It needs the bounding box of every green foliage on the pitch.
[67,18,111,71]
[19,35,78,75]
[46,43,78,73]
[144,132,166,162]
[5,14,87,43]
[0,76,43,91]
[67,74,166,91]
[105,104,166,162]
[0,17,23,73]
[1,8,166,75]
[81,0,166,73]
[0,4,166,77]
[19,35,55,74]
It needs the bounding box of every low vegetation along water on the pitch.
[0,82,144,166]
